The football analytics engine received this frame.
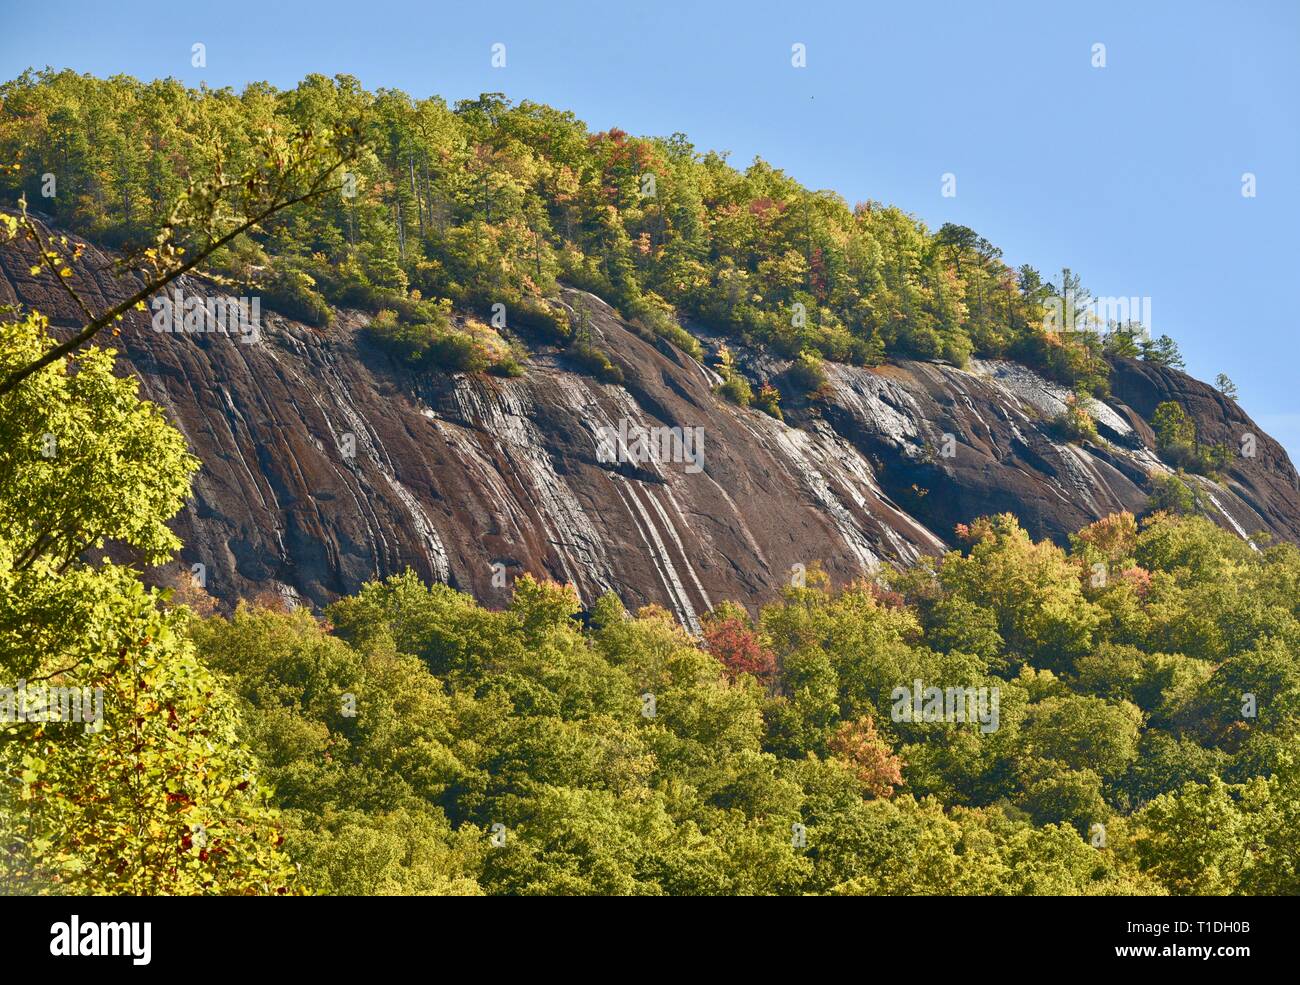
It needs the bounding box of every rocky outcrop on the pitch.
[1107,357,1300,544]
[809,356,1299,551]
[4,220,1299,621]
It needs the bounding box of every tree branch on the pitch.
[0,163,344,398]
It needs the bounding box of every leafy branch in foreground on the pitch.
[0,120,363,397]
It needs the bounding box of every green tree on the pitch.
[1215,373,1239,400]
[0,310,294,894]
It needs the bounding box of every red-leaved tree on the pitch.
[702,604,776,682]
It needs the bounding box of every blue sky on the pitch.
[3,0,1298,458]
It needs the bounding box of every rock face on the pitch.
[4,222,1299,621]
[811,356,1300,551]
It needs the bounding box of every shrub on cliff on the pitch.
[784,350,829,398]
[261,259,332,327]
[1152,401,1233,476]
[1053,391,1099,443]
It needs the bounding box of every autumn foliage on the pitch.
[702,604,776,681]
[827,715,905,799]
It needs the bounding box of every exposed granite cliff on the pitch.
[3,221,1298,623]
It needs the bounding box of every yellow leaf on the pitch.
[29,265,40,276]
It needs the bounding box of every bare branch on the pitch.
[0,157,347,398]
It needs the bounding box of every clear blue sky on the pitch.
[4,0,1298,459]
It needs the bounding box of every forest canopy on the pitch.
[0,70,1182,392]
[180,509,1300,896]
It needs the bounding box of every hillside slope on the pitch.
[3,221,1299,621]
